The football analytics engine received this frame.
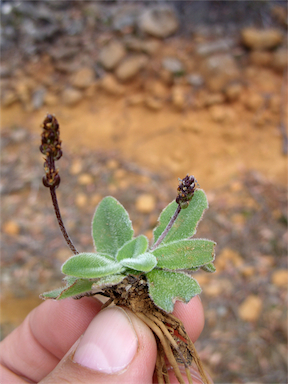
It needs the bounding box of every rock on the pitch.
[141,40,161,55]
[44,92,59,106]
[2,220,20,236]
[138,6,179,38]
[135,194,156,213]
[126,93,145,106]
[159,68,173,85]
[196,38,235,56]
[31,87,46,109]
[162,57,184,75]
[14,80,31,104]
[78,173,94,185]
[271,269,288,287]
[209,105,235,123]
[186,73,204,88]
[1,90,18,107]
[49,46,78,61]
[91,193,102,207]
[202,92,225,107]
[124,36,160,55]
[179,118,201,134]
[238,295,263,322]
[75,193,88,208]
[215,248,244,272]
[224,82,243,102]
[204,280,224,297]
[70,160,83,175]
[243,92,264,111]
[172,86,186,109]
[0,65,12,78]
[240,266,255,278]
[99,40,126,70]
[106,159,119,170]
[203,54,240,92]
[269,94,281,114]
[55,247,71,263]
[271,5,288,27]
[145,96,163,110]
[70,67,95,89]
[241,28,283,50]
[146,80,168,99]
[272,48,288,72]
[62,87,83,106]
[250,50,273,67]
[112,4,139,32]
[115,54,148,81]
[100,74,125,95]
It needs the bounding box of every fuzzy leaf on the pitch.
[91,274,126,290]
[92,196,134,258]
[62,253,124,278]
[40,287,66,299]
[153,190,208,246]
[116,235,149,262]
[201,262,216,273]
[40,278,94,300]
[152,239,215,270]
[147,269,201,313]
[58,279,94,299]
[120,253,157,272]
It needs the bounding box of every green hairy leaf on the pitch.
[147,270,201,313]
[153,190,208,246]
[57,279,94,299]
[91,274,126,290]
[40,278,94,300]
[92,196,134,257]
[152,239,215,270]
[62,253,124,278]
[120,252,157,272]
[116,235,149,262]
[201,262,216,273]
[41,287,66,299]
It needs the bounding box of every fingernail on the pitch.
[73,307,138,374]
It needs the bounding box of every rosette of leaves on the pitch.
[42,190,215,313]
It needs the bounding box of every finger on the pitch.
[39,307,157,384]
[0,297,102,383]
[173,295,205,342]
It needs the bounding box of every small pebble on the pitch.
[238,295,263,322]
[2,220,20,236]
[271,269,288,288]
[135,194,156,213]
[78,174,94,185]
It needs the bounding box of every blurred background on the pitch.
[1,1,287,382]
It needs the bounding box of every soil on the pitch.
[1,67,287,192]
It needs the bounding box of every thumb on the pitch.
[39,306,157,384]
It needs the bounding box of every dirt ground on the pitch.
[1,2,287,383]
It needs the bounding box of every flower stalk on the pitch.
[40,114,78,255]
[151,175,196,251]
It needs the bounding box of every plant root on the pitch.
[136,311,187,384]
[98,275,210,384]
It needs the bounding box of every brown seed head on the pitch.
[175,175,196,209]
[40,114,62,188]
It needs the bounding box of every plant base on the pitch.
[81,275,210,384]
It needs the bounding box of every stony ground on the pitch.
[1,1,287,383]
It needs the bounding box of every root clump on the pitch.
[100,275,210,384]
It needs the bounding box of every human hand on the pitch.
[0,296,211,383]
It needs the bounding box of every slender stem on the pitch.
[50,187,79,254]
[151,205,181,251]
